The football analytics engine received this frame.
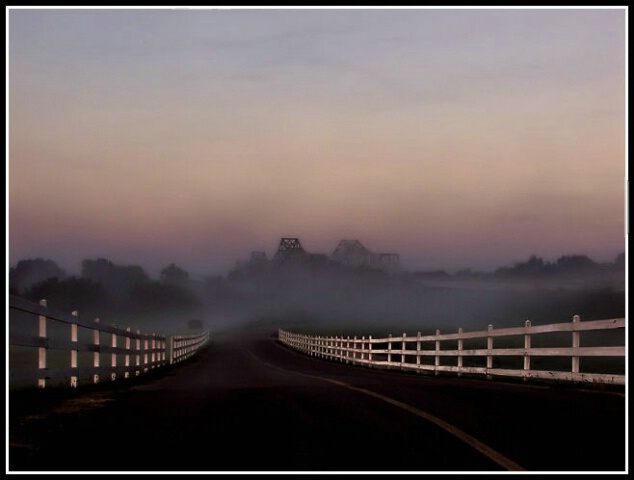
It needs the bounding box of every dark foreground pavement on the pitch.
[8,326,627,473]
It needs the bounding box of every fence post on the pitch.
[151,334,157,367]
[361,336,366,363]
[368,335,373,367]
[37,299,47,389]
[143,332,149,372]
[524,320,531,379]
[70,311,79,388]
[346,336,350,364]
[401,333,406,368]
[416,332,421,371]
[486,324,493,380]
[111,325,118,381]
[353,336,357,363]
[135,329,141,376]
[457,327,463,377]
[434,329,440,376]
[572,315,580,375]
[125,327,131,378]
[387,334,392,367]
[339,336,343,362]
[93,318,100,384]
[340,336,344,362]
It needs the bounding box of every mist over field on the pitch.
[9,251,626,339]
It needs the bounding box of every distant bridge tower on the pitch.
[274,237,306,262]
[331,239,401,273]
[330,239,373,268]
[378,253,400,273]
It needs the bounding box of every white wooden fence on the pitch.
[278,315,625,385]
[8,295,210,390]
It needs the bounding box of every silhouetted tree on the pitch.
[495,255,551,277]
[613,252,625,270]
[160,263,189,286]
[81,258,149,301]
[9,258,66,294]
[555,255,597,273]
[24,276,107,316]
[81,258,114,279]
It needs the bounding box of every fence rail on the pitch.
[278,315,625,385]
[8,295,210,390]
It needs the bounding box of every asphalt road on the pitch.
[8,326,627,473]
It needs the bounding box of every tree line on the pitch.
[8,258,201,319]
[413,253,625,278]
[8,252,625,322]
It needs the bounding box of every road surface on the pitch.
[8,325,626,472]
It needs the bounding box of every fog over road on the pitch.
[9,325,626,473]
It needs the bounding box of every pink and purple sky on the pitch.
[7,7,627,279]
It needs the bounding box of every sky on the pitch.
[7,7,627,280]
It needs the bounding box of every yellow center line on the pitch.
[246,348,525,472]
